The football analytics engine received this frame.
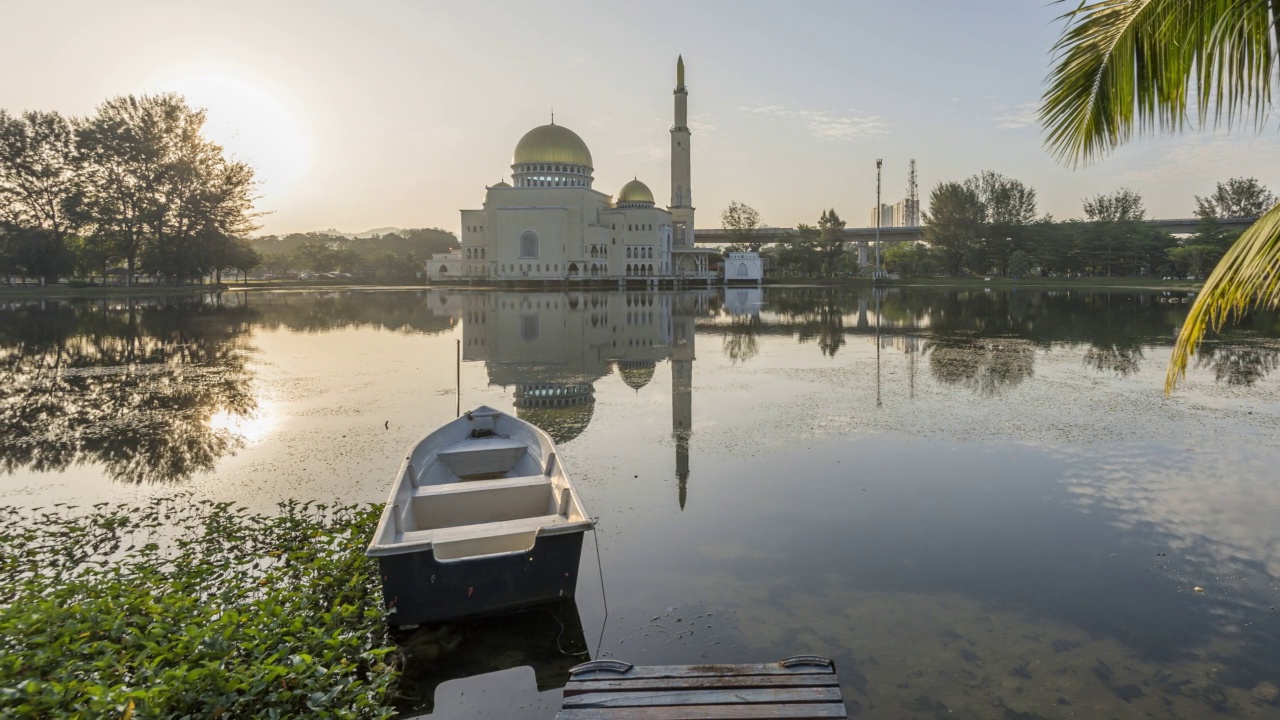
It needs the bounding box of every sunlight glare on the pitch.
[208,404,277,445]
[154,72,311,200]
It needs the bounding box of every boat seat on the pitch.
[436,437,530,478]
[401,513,568,547]
[412,474,550,498]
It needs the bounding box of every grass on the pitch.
[0,497,398,719]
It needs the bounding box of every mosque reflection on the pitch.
[461,290,716,508]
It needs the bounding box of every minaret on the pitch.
[670,55,694,247]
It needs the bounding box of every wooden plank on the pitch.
[565,675,840,695]
[568,663,833,681]
[556,704,848,719]
[564,687,844,708]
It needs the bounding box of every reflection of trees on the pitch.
[1084,343,1144,376]
[0,298,257,483]
[925,335,1036,397]
[1194,341,1280,386]
[251,291,458,334]
[721,315,761,364]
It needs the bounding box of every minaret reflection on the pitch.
[462,290,713,508]
[672,303,694,510]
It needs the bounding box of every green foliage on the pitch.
[1196,177,1277,219]
[0,497,397,719]
[720,201,763,251]
[924,182,985,275]
[1040,0,1277,166]
[0,110,81,282]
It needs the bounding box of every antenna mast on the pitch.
[907,159,919,226]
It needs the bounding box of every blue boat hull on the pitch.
[376,531,586,626]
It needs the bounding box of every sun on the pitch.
[152,72,311,200]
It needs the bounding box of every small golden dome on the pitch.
[513,123,593,167]
[617,179,654,205]
[617,360,656,390]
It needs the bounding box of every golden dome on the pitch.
[617,360,655,390]
[513,123,593,167]
[617,179,654,205]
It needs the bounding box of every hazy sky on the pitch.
[5,0,1279,236]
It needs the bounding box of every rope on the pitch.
[592,521,608,658]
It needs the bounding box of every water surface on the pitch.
[3,286,1279,718]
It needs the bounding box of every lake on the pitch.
[3,286,1280,718]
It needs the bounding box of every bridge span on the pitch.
[694,217,1257,245]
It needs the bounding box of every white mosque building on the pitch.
[432,57,719,285]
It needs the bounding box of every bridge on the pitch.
[693,217,1257,245]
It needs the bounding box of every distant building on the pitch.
[723,252,763,284]
[450,56,717,285]
[426,250,462,280]
[892,198,920,227]
[869,204,894,228]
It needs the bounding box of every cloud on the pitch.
[688,114,717,134]
[994,102,1040,130]
[739,104,887,140]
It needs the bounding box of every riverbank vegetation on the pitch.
[1037,0,1280,390]
[0,497,398,718]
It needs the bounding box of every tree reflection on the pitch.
[0,298,257,483]
[1194,341,1280,386]
[925,335,1037,397]
[1084,343,1144,376]
[721,315,761,364]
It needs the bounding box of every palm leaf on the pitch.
[1040,0,1275,166]
[1166,201,1280,392]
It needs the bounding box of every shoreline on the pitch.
[0,275,1204,300]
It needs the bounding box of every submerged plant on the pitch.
[0,496,397,718]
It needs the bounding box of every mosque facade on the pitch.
[434,57,719,284]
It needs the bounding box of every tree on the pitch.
[1082,188,1147,276]
[0,110,81,283]
[76,93,258,285]
[924,182,985,275]
[721,201,763,251]
[1039,0,1280,391]
[816,209,847,275]
[1196,178,1277,219]
[962,171,1038,276]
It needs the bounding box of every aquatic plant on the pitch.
[0,496,397,718]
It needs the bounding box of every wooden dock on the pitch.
[555,656,848,719]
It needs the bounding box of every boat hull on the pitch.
[377,531,587,626]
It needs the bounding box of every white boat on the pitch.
[366,405,594,625]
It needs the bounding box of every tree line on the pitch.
[0,94,259,286]
[915,173,1275,279]
[247,228,457,279]
[720,175,1276,279]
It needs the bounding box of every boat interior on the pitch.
[369,409,590,561]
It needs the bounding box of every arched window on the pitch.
[520,231,539,258]
[439,264,448,275]
[480,248,486,259]
[738,262,749,277]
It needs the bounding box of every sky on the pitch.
[4,0,1280,236]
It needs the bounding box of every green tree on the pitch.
[964,171,1038,276]
[0,110,82,283]
[76,93,258,285]
[816,208,847,275]
[924,182,985,275]
[1082,188,1146,276]
[1196,177,1277,219]
[721,201,763,251]
[1039,0,1280,390]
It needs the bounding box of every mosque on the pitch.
[434,57,720,284]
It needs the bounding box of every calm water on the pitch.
[4,286,1280,719]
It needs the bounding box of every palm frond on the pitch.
[1166,201,1280,393]
[1040,0,1275,166]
